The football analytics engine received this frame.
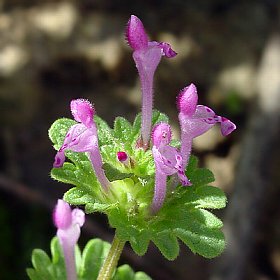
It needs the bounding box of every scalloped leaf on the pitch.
[108,168,226,260]
[63,187,95,206]
[151,231,179,260]
[51,162,101,204]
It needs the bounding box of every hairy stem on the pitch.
[97,235,125,280]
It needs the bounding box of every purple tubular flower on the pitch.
[151,123,191,213]
[53,99,110,191]
[178,83,236,168]
[126,15,177,148]
[53,199,85,280]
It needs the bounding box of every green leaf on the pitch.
[186,156,215,187]
[79,239,110,280]
[103,163,133,181]
[127,229,150,256]
[134,272,153,280]
[113,264,152,280]
[192,186,227,209]
[114,117,133,143]
[148,205,226,259]
[175,227,225,258]
[188,168,215,187]
[186,155,198,173]
[151,231,179,260]
[63,187,95,206]
[26,269,42,280]
[49,118,76,149]
[170,139,180,148]
[94,115,114,146]
[151,110,169,125]
[132,113,141,137]
[132,110,169,141]
[85,202,115,214]
[31,249,53,279]
[51,159,99,192]
[27,237,81,280]
[50,237,67,279]
[51,157,103,208]
[113,264,135,280]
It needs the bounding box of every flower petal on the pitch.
[152,144,191,213]
[53,123,98,168]
[126,15,149,51]
[179,112,214,139]
[53,150,66,168]
[57,224,81,248]
[177,84,198,116]
[220,117,236,136]
[152,123,172,148]
[70,99,94,128]
[71,208,85,227]
[153,145,191,186]
[193,105,215,118]
[158,42,177,58]
[193,106,236,136]
[133,46,163,79]
[53,199,72,230]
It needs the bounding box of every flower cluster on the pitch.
[53,15,236,214]
[29,15,237,280]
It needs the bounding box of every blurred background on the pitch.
[0,0,280,279]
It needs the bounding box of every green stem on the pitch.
[97,234,125,280]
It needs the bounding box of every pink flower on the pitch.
[53,199,85,280]
[53,99,110,191]
[117,151,128,163]
[126,15,177,148]
[178,83,236,168]
[117,151,130,167]
[151,123,191,213]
